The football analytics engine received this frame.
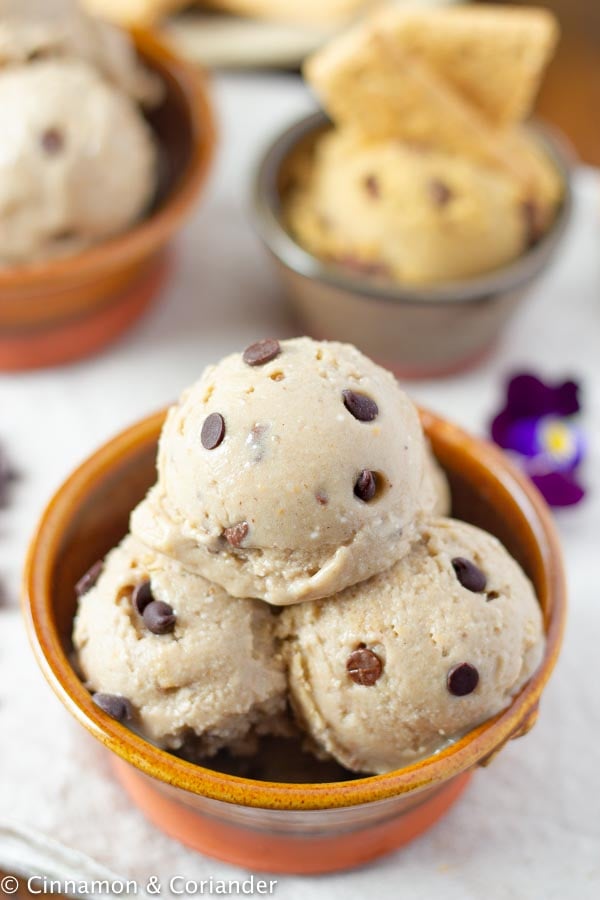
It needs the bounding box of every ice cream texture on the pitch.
[279,518,545,773]
[285,131,536,286]
[131,337,438,605]
[0,0,160,265]
[73,536,286,754]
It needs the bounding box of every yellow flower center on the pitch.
[543,421,575,461]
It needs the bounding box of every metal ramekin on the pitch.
[253,112,573,378]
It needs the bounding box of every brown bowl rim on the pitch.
[0,28,216,289]
[252,110,573,306]
[23,408,566,811]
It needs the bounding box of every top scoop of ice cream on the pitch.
[131,337,431,605]
[280,517,545,773]
[0,0,161,105]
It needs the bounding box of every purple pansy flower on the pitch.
[490,373,586,507]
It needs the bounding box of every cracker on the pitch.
[375,4,559,127]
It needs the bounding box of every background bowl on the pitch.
[253,112,573,379]
[0,30,216,372]
[23,408,566,874]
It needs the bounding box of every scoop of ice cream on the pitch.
[285,129,547,286]
[279,517,545,773]
[131,337,429,605]
[73,536,286,754]
[0,58,157,265]
[0,0,161,105]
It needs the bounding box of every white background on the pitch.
[0,74,599,898]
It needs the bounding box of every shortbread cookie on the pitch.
[305,27,533,185]
[372,5,559,127]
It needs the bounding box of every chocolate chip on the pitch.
[41,128,64,155]
[342,390,379,422]
[452,558,487,593]
[92,693,133,722]
[429,178,453,207]
[316,491,328,506]
[364,175,380,198]
[143,600,176,635]
[201,413,225,450]
[447,663,479,696]
[75,560,104,598]
[522,199,544,247]
[486,591,500,602]
[336,255,391,279]
[243,339,281,367]
[354,470,377,502]
[132,579,154,615]
[347,648,383,686]
[224,522,249,548]
[0,447,18,509]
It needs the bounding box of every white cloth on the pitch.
[0,73,598,899]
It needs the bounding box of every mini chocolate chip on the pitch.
[342,390,379,422]
[92,693,133,722]
[486,590,500,602]
[316,491,328,506]
[364,174,380,198]
[347,648,383,686]
[336,255,391,279]
[75,560,104,598]
[429,178,453,207]
[354,469,377,502]
[224,522,249,548]
[201,413,225,450]
[522,199,544,247]
[452,557,487,593]
[447,663,479,696]
[41,128,64,155]
[243,339,281,367]
[143,600,176,635]
[0,447,19,510]
[132,579,154,615]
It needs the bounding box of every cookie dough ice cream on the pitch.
[0,0,159,265]
[73,338,545,773]
[280,518,545,773]
[131,338,431,606]
[285,4,562,286]
[286,131,533,286]
[73,536,286,754]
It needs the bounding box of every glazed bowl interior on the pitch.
[254,112,573,305]
[23,408,566,811]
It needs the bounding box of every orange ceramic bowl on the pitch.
[23,409,566,874]
[0,31,215,372]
